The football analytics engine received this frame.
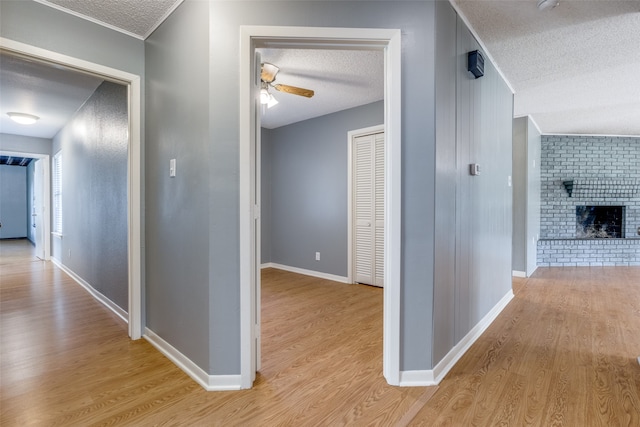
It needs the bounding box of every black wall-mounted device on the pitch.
[468,50,485,79]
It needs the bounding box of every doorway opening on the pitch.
[0,38,142,339]
[240,26,402,389]
[0,151,50,260]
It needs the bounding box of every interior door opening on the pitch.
[0,39,142,339]
[240,26,402,389]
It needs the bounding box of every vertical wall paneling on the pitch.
[433,0,458,364]
[434,11,514,361]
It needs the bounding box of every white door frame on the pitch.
[239,26,402,389]
[347,124,385,285]
[0,38,143,340]
[0,150,50,259]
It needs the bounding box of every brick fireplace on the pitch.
[537,135,640,267]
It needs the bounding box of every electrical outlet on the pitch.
[315,252,320,261]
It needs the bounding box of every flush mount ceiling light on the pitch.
[537,0,559,10]
[7,112,40,125]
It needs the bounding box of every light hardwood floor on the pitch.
[1,238,639,426]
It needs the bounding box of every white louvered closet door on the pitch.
[354,131,384,287]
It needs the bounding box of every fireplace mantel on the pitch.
[562,179,640,198]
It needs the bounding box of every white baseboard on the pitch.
[261,262,350,284]
[144,328,242,391]
[399,289,514,387]
[51,257,128,324]
[512,270,526,278]
[399,369,436,386]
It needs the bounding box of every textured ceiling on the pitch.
[0,52,104,139]
[35,0,183,39]
[7,1,640,136]
[454,0,640,135]
[258,48,384,129]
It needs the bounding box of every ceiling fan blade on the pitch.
[273,84,315,98]
[261,62,279,83]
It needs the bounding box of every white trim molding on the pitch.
[262,263,350,284]
[399,290,514,386]
[144,328,242,391]
[512,270,527,278]
[240,26,402,390]
[0,37,144,341]
[51,258,128,323]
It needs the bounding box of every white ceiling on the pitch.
[0,52,104,139]
[258,48,384,129]
[5,0,640,137]
[453,0,640,136]
[35,0,183,39]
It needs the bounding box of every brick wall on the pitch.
[537,135,640,266]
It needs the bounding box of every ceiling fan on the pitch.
[260,62,314,108]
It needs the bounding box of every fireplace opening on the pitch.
[576,205,625,238]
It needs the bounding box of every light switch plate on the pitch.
[170,158,176,177]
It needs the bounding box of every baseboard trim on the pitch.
[512,270,526,278]
[144,328,243,391]
[399,369,436,386]
[262,262,350,284]
[399,289,514,387]
[51,257,128,324]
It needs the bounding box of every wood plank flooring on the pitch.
[2,238,639,426]
[410,266,640,426]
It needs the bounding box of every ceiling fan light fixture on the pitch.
[266,93,279,108]
[537,0,559,10]
[7,112,39,125]
[260,88,271,104]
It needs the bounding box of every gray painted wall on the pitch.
[262,101,384,277]
[4,0,516,378]
[0,134,52,156]
[52,81,129,311]
[0,165,28,238]
[145,0,211,370]
[1,0,145,316]
[0,1,144,78]
[454,15,513,344]
[433,0,458,366]
[433,7,514,365]
[149,0,514,375]
[526,123,541,275]
[512,116,541,276]
[146,0,437,374]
